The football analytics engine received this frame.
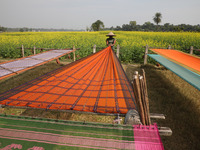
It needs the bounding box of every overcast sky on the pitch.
[0,0,199,29]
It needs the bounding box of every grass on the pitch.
[0,58,200,150]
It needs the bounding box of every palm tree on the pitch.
[153,12,162,25]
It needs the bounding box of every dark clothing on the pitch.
[106,37,116,46]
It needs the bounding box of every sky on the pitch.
[0,0,200,29]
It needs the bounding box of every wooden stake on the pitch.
[93,45,96,53]
[190,46,193,55]
[33,46,36,55]
[73,45,76,62]
[21,45,25,58]
[144,45,148,65]
[117,45,120,58]
[56,58,60,64]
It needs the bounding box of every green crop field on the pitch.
[0,31,200,63]
[0,31,200,150]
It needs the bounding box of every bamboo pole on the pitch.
[139,76,151,125]
[116,45,120,58]
[132,73,146,125]
[142,69,149,108]
[144,44,148,65]
[21,45,25,57]
[190,46,193,55]
[73,45,76,62]
[142,69,151,124]
[93,45,96,53]
[139,76,147,124]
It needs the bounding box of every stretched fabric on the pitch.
[148,54,200,90]
[133,123,164,150]
[0,115,165,150]
[150,49,200,75]
[0,49,74,80]
[0,46,136,114]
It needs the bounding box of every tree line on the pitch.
[110,22,200,32]
[90,13,200,32]
[1,13,200,32]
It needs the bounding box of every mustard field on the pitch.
[0,31,200,63]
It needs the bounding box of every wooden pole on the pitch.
[139,76,151,125]
[73,45,76,62]
[132,73,146,125]
[190,46,193,55]
[139,76,147,124]
[116,45,120,58]
[142,69,151,125]
[33,46,36,55]
[93,45,96,53]
[21,45,25,57]
[142,69,149,111]
[144,44,148,65]
[56,58,60,64]
[168,45,171,49]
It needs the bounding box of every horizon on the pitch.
[0,0,200,30]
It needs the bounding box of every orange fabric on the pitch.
[151,49,200,74]
[0,46,136,114]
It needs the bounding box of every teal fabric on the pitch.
[148,54,200,91]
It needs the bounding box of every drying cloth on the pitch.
[0,115,165,150]
[0,46,136,114]
[133,123,164,150]
[150,49,200,75]
[148,54,200,91]
[0,49,74,80]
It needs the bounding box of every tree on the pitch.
[86,26,90,31]
[153,12,162,26]
[19,28,24,32]
[142,22,155,31]
[0,26,7,32]
[91,20,104,31]
[129,21,136,27]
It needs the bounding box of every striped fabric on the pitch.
[133,123,164,150]
[0,46,136,114]
[0,49,74,80]
[150,49,200,75]
[0,115,164,150]
[148,54,200,90]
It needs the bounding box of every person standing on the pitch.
[106,32,116,49]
